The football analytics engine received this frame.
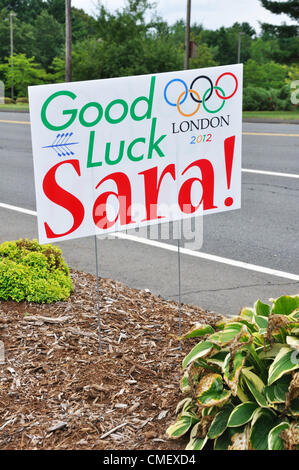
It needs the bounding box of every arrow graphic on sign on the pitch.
[42,132,79,157]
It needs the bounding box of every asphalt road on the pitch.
[0,112,298,316]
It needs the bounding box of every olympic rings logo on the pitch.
[163,72,238,116]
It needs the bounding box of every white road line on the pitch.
[242,168,299,179]
[0,202,37,216]
[112,232,299,282]
[1,201,298,282]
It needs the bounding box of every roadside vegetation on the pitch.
[167,295,299,450]
[243,110,299,120]
[0,0,298,112]
[0,239,73,303]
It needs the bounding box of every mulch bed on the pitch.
[0,270,222,450]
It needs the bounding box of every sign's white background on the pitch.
[29,64,243,243]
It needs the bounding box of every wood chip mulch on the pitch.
[0,270,222,450]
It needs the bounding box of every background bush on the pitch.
[243,85,293,111]
[243,86,273,111]
[0,239,73,303]
[16,97,29,104]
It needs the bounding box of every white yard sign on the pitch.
[29,64,243,244]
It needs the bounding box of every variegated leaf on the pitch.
[175,323,214,341]
[271,295,299,316]
[227,402,259,427]
[223,350,247,396]
[166,412,198,439]
[254,299,271,317]
[207,404,234,439]
[242,368,267,407]
[268,346,299,385]
[228,425,250,450]
[240,308,254,320]
[182,341,214,370]
[268,422,290,450]
[196,373,231,407]
[286,335,299,350]
[209,323,249,347]
[214,426,245,450]
[249,408,277,450]
[185,422,208,450]
[254,315,268,329]
[175,397,193,414]
[180,370,191,394]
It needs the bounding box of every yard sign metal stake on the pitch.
[177,233,182,350]
[94,235,102,355]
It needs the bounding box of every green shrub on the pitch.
[4,97,13,104]
[16,97,29,104]
[243,85,294,111]
[0,239,73,303]
[166,295,299,450]
[271,85,294,111]
[243,87,274,111]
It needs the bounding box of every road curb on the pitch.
[243,118,299,125]
[0,108,29,114]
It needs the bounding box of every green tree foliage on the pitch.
[71,0,182,79]
[31,10,64,70]
[48,56,65,82]
[0,0,44,23]
[260,0,299,62]
[46,0,66,23]
[71,34,182,82]
[0,53,47,96]
[200,23,255,65]
[71,38,104,82]
[260,24,299,64]
[250,37,276,64]
[190,42,218,69]
[0,0,297,112]
[170,19,186,46]
[260,0,299,20]
[0,8,35,61]
[72,7,97,43]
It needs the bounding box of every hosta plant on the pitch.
[166,295,299,450]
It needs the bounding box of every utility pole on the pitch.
[184,0,191,70]
[65,0,72,82]
[237,32,245,63]
[9,12,16,101]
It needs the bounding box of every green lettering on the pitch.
[130,76,156,121]
[87,131,102,168]
[105,99,128,124]
[105,141,125,165]
[148,117,167,159]
[127,137,145,162]
[41,90,77,131]
[79,102,103,127]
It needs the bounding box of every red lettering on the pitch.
[93,172,134,229]
[179,159,217,213]
[139,164,176,221]
[43,159,85,238]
